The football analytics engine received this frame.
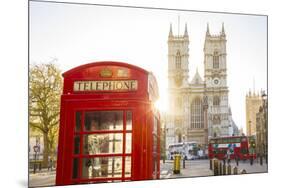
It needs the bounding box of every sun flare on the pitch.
[154,96,168,113]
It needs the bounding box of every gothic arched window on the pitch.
[213,51,219,69]
[190,97,204,129]
[213,115,221,125]
[213,96,220,106]
[175,51,181,69]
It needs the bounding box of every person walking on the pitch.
[235,153,239,166]
[48,156,53,171]
[223,152,226,165]
[227,149,231,165]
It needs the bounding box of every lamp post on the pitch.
[203,96,209,148]
[33,136,41,174]
[161,120,168,164]
[33,144,40,174]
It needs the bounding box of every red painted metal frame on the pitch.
[56,61,160,186]
[71,110,132,183]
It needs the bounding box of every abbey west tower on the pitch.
[166,22,232,148]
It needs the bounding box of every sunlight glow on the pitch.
[154,96,168,113]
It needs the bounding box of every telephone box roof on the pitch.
[63,61,149,77]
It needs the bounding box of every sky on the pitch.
[29,1,267,132]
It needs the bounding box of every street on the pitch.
[29,169,56,187]
[29,159,268,187]
[160,159,268,179]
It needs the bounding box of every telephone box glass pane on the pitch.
[75,112,81,132]
[83,133,123,154]
[82,157,122,178]
[84,111,123,131]
[72,158,79,179]
[126,111,132,130]
[153,135,157,153]
[152,154,157,179]
[125,156,131,177]
[125,133,132,153]
[73,135,80,154]
[153,116,157,134]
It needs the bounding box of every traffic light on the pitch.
[250,141,256,149]
[252,142,256,148]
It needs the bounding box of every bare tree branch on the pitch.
[29,62,62,166]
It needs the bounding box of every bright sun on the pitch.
[154,96,168,113]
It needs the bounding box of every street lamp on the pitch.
[33,142,40,174]
[203,95,208,148]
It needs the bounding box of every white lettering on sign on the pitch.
[73,80,138,92]
[214,143,241,148]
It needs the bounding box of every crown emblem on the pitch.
[100,68,112,77]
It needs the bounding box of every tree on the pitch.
[29,63,62,167]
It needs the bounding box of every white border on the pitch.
[1,0,280,188]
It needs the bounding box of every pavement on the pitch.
[160,159,213,178]
[29,168,56,187]
[29,168,56,176]
[225,159,268,174]
[160,159,268,179]
[28,159,268,187]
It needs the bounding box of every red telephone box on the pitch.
[56,61,160,185]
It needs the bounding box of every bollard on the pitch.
[217,161,220,175]
[241,169,247,174]
[218,162,221,175]
[233,166,238,175]
[227,164,231,175]
[213,158,219,176]
[223,164,226,175]
[220,162,223,175]
[173,154,181,174]
[250,156,253,165]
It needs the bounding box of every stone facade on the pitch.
[255,92,267,159]
[228,108,239,136]
[245,91,263,136]
[166,23,235,149]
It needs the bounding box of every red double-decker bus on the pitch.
[208,136,256,160]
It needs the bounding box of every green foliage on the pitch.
[29,63,62,166]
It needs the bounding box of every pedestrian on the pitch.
[250,154,253,165]
[50,158,53,171]
[48,156,53,171]
[227,149,231,164]
[235,153,239,166]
